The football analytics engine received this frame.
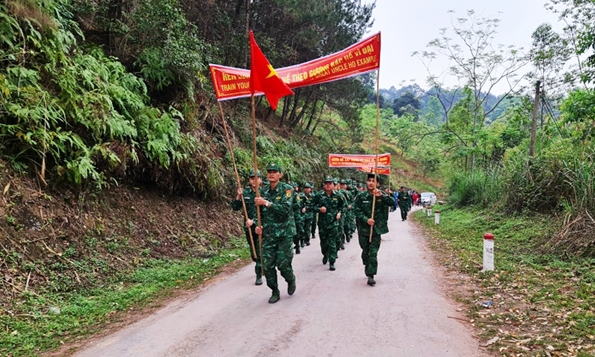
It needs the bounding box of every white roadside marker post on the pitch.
[483,233,495,272]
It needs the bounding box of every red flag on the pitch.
[249,31,294,110]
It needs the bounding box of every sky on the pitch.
[364,0,563,92]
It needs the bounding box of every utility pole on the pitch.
[529,81,541,157]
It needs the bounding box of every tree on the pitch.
[414,10,528,172]
[391,92,420,119]
[419,96,443,128]
[529,23,571,96]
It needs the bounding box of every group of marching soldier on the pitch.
[231,161,397,304]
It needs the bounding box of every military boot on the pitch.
[268,291,280,304]
[329,263,336,271]
[288,279,296,295]
[255,276,263,286]
[295,246,301,254]
[367,275,376,286]
[322,256,328,265]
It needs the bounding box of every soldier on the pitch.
[301,182,315,247]
[397,186,411,221]
[231,169,263,285]
[333,178,347,251]
[314,175,344,271]
[292,182,306,254]
[309,181,318,240]
[254,162,297,304]
[339,179,355,244]
[354,173,395,286]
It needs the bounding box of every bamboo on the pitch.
[217,102,257,259]
[250,95,264,275]
[369,70,381,243]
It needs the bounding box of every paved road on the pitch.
[75,208,488,357]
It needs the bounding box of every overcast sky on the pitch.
[365,0,563,92]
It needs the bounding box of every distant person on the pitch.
[254,162,297,304]
[231,169,262,285]
[354,174,395,286]
[397,186,410,221]
[301,182,315,247]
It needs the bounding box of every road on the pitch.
[74,208,489,357]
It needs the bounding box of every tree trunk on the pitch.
[304,98,319,132]
[279,95,292,127]
[286,88,302,127]
[290,89,313,129]
[310,102,325,135]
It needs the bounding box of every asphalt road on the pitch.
[74,207,489,357]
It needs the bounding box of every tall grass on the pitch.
[447,168,501,207]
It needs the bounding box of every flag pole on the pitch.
[369,70,381,243]
[218,102,257,259]
[250,94,264,276]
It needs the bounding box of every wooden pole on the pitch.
[250,95,264,274]
[217,102,257,259]
[369,70,380,243]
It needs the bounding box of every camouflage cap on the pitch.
[333,178,339,184]
[303,182,312,188]
[323,175,334,182]
[266,162,282,172]
[249,169,261,178]
[339,179,347,184]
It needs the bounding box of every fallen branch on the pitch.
[447,315,470,322]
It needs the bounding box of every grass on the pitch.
[0,242,251,357]
[415,205,595,356]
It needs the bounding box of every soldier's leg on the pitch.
[311,214,317,239]
[262,238,280,299]
[303,218,312,246]
[293,234,301,254]
[296,220,305,248]
[328,227,338,265]
[366,233,382,277]
[358,231,371,271]
[246,230,261,280]
[319,228,329,264]
[343,223,350,244]
[277,236,296,284]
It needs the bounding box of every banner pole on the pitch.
[250,94,264,276]
[370,70,380,243]
[218,102,257,259]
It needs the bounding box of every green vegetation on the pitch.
[1,243,250,357]
[416,206,595,356]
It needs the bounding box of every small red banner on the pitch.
[357,167,391,176]
[328,153,391,168]
[209,33,380,101]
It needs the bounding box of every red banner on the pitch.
[357,167,391,176]
[209,33,380,101]
[328,153,391,168]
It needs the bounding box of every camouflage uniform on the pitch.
[354,177,395,284]
[309,183,318,239]
[230,170,262,284]
[301,183,316,247]
[258,163,296,303]
[314,176,344,269]
[339,179,355,244]
[397,188,410,221]
[292,184,306,252]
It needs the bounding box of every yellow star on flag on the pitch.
[265,64,279,79]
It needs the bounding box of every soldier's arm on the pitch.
[230,188,247,211]
[381,192,396,207]
[264,186,292,217]
[353,194,368,226]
